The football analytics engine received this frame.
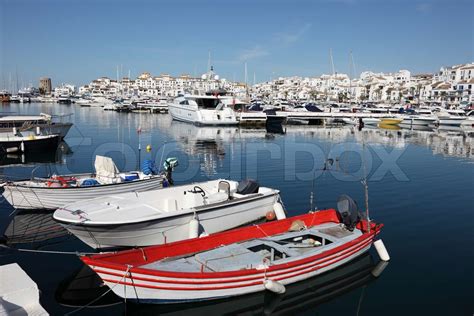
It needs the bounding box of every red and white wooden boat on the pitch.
[81,206,385,303]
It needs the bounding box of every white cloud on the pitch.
[274,23,312,45]
[238,45,270,62]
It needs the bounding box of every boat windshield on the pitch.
[195,98,220,109]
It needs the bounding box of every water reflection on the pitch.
[284,126,473,159]
[56,265,122,308]
[0,141,73,167]
[166,121,271,176]
[164,123,473,177]
[2,209,69,245]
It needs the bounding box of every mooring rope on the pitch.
[0,244,107,256]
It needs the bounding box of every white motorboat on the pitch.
[0,113,73,138]
[1,156,177,210]
[401,115,437,126]
[168,93,239,126]
[437,109,467,126]
[53,179,282,249]
[75,98,93,106]
[91,96,114,107]
[136,98,169,113]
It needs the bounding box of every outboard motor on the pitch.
[336,194,361,231]
[163,157,179,185]
[236,179,260,195]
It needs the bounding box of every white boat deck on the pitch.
[54,180,276,225]
[141,222,360,273]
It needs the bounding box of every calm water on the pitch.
[0,103,473,315]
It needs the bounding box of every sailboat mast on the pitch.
[349,50,352,100]
[329,48,335,76]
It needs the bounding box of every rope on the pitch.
[0,244,106,256]
[65,265,131,315]
[255,224,270,237]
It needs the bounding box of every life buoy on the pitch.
[47,176,68,188]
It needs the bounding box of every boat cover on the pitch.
[94,156,120,184]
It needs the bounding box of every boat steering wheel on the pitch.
[188,186,206,197]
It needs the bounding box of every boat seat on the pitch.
[218,181,231,198]
[180,192,204,209]
[204,192,229,205]
[194,244,264,272]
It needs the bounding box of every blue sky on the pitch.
[1,0,473,88]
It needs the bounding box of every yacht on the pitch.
[0,113,73,138]
[168,93,239,126]
[437,109,467,126]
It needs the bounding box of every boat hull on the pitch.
[401,117,437,126]
[169,103,239,126]
[58,193,278,249]
[2,176,164,210]
[0,135,60,155]
[438,118,464,126]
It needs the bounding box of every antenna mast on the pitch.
[330,48,335,76]
[361,140,371,232]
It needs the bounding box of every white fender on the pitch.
[374,239,390,261]
[36,126,41,135]
[273,202,286,220]
[20,141,25,153]
[188,217,199,239]
[264,279,286,294]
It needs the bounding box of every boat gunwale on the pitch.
[3,173,164,190]
[54,190,279,226]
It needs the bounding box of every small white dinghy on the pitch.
[54,179,282,249]
[1,156,177,210]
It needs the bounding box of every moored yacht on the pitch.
[0,113,73,138]
[437,109,467,126]
[168,92,239,126]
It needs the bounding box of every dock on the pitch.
[0,263,48,315]
[275,111,390,120]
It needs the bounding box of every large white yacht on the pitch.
[168,93,239,126]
